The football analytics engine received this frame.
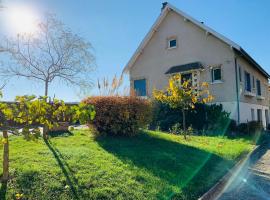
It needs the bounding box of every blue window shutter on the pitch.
[134,79,146,96]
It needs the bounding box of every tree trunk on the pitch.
[45,80,49,97]
[43,125,49,140]
[2,130,9,183]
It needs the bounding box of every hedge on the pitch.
[83,96,152,136]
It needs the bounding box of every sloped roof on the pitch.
[123,2,269,78]
[165,62,203,74]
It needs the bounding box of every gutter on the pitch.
[234,57,240,124]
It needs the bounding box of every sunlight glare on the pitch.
[6,5,39,34]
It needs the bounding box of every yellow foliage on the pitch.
[153,74,214,110]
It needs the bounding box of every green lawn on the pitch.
[0,130,254,200]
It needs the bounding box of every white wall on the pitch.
[215,101,269,128]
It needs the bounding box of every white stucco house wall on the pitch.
[124,2,270,127]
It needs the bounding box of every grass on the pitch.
[0,130,254,200]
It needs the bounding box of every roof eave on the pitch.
[234,48,270,78]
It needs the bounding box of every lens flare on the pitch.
[5,5,39,34]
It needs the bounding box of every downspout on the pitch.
[234,56,240,124]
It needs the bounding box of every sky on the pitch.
[0,0,270,101]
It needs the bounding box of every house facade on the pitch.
[124,3,270,127]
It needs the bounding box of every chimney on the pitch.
[161,2,168,10]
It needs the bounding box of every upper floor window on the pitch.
[244,71,251,92]
[168,38,177,49]
[238,66,242,82]
[256,79,261,96]
[211,67,222,82]
[252,75,255,89]
[134,79,146,96]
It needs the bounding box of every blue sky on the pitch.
[1,0,270,101]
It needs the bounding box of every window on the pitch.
[238,66,242,82]
[265,110,269,127]
[134,79,146,96]
[211,67,222,82]
[181,73,192,82]
[257,109,262,122]
[244,71,251,92]
[251,108,255,121]
[181,73,192,87]
[256,79,261,96]
[168,38,177,49]
[252,76,255,89]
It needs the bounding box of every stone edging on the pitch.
[198,144,262,200]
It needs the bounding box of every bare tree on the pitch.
[0,14,95,96]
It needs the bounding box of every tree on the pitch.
[0,14,95,96]
[153,74,214,139]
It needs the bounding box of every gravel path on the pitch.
[218,142,270,200]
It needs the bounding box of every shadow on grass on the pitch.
[49,130,74,138]
[96,132,234,199]
[44,139,81,200]
[0,181,7,200]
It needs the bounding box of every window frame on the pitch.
[257,109,262,122]
[167,38,177,49]
[251,108,255,121]
[211,67,222,83]
[133,78,147,97]
[244,71,251,92]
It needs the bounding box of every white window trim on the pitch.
[167,37,177,49]
[211,66,223,83]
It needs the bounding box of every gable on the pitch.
[124,3,269,78]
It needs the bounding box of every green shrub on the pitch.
[151,102,231,135]
[248,121,263,134]
[83,96,152,136]
[236,123,248,134]
[236,121,263,135]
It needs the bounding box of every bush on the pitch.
[83,96,152,136]
[151,102,231,135]
[236,121,263,135]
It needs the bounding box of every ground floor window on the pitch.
[251,108,255,121]
[265,110,269,127]
[181,73,192,85]
[134,79,146,96]
[257,109,262,122]
[211,67,222,82]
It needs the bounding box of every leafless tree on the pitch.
[0,14,95,96]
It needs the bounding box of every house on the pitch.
[124,2,270,127]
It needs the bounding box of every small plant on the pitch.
[170,123,182,135]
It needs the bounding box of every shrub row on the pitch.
[83,96,152,136]
[150,102,231,135]
[230,120,263,135]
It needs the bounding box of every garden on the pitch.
[0,75,266,200]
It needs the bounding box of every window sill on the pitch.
[167,46,177,50]
[244,91,256,97]
[257,96,265,100]
[211,80,223,84]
